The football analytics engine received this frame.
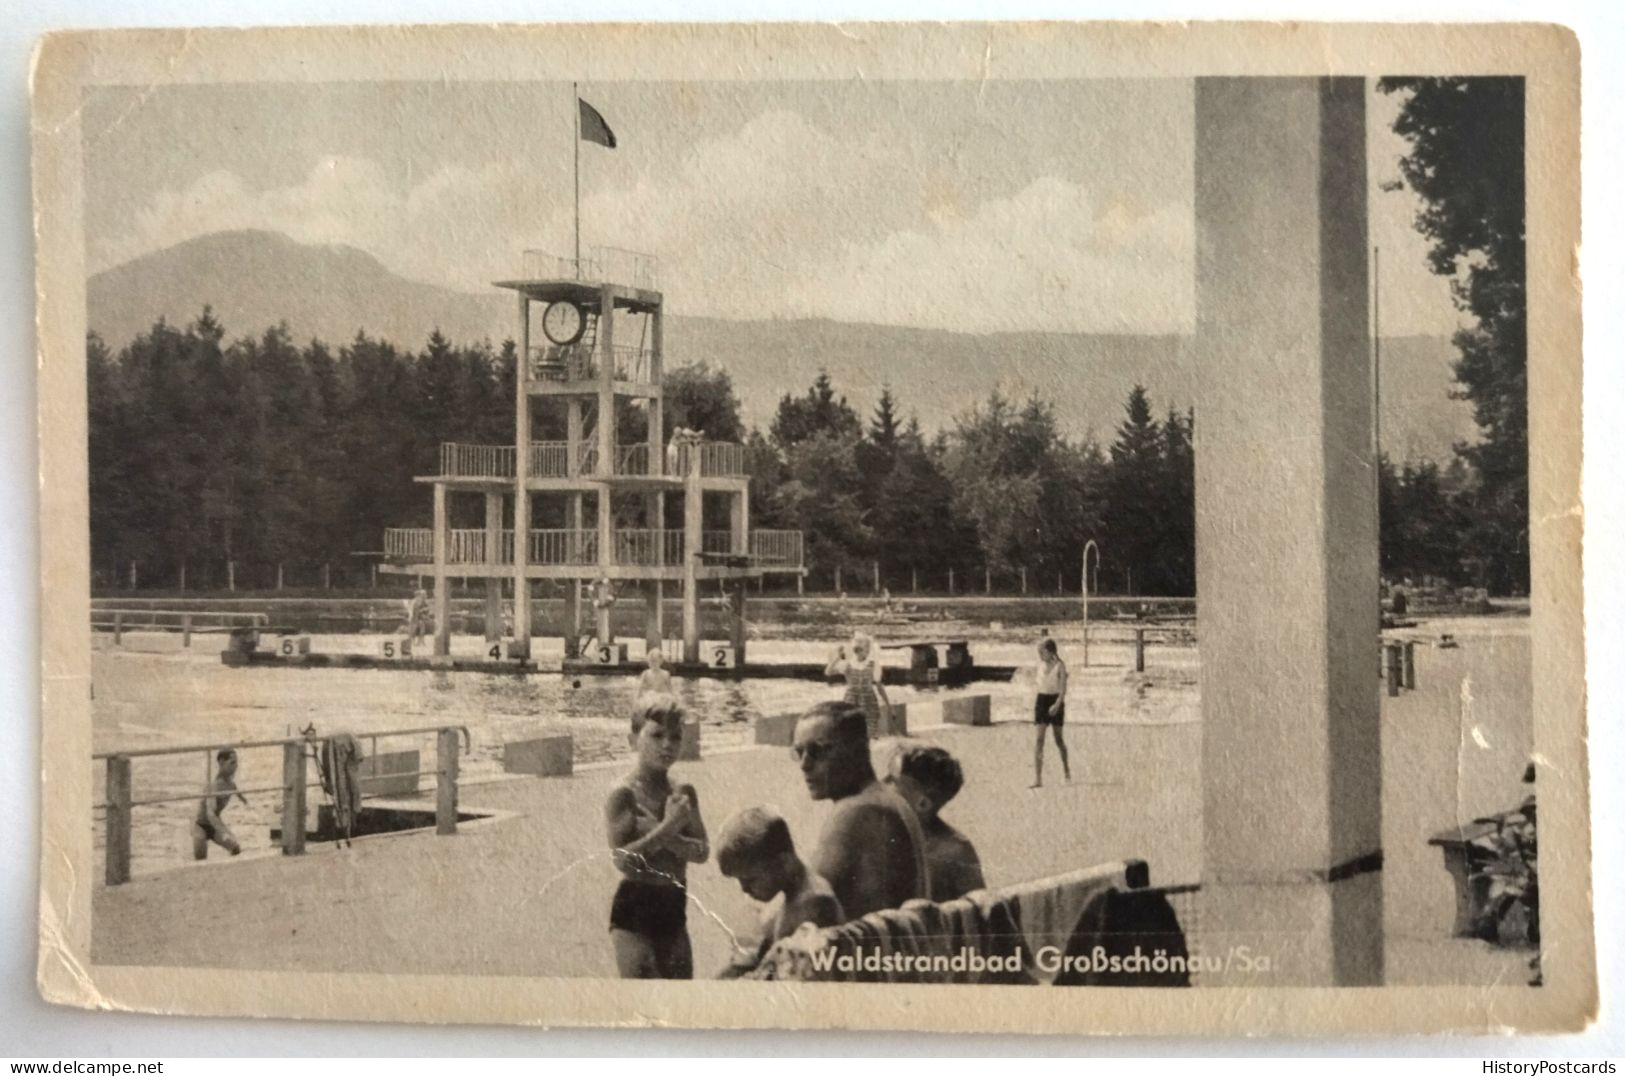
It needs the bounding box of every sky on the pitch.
[83,78,1462,337]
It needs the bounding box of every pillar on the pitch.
[432,482,451,657]
[483,492,503,642]
[281,741,307,856]
[1195,77,1381,986]
[682,453,702,663]
[596,493,614,645]
[511,293,533,658]
[104,756,131,885]
[731,578,749,666]
[645,581,663,653]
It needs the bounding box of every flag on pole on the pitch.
[578,98,616,148]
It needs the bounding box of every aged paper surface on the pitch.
[33,21,1590,1034]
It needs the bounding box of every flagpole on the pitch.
[573,82,581,271]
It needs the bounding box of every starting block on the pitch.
[704,642,737,669]
[592,642,629,666]
[380,637,413,660]
[876,703,908,738]
[755,711,799,747]
[485,639,522,662]
[276,635,311,659]
[503,734,574,777]
[943,695,992,727]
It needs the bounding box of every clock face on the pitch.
[541,300,586,346]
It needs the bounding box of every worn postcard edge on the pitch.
[30,20,1592,1036]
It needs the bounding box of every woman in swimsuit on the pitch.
[604,693,709,978]
[825,631,892,737]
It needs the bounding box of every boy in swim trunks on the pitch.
[192,748,248,860]
[604,694,710,978]
[715,805,844,977]
[885,744,987,901]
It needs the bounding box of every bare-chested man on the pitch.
[791,700,929,919]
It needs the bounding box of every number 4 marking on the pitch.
[489,643,503,661]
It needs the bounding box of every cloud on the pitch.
[94,101,1455,337]
[785,176,1195,333]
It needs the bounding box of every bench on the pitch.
[1427,801,1536,940]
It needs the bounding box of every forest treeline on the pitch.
[86,310,1511,596]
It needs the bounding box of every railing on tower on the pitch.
[674,441,748,478]
[383,526,802,569]
[521,246,659,290]
[528,344,595,382]
[750,530,804,569]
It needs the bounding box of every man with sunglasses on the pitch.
[791,701,930,919]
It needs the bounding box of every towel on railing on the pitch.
[1004,863,1124,985]
[318,733,366,833]
[748,860,1143,985]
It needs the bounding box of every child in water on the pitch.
[604,694,709,978]
[715,805,845,977]
[192,748,248,860]
[637,646,674,698]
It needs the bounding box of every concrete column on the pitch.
[598,286,616,476]
[483,492,503,642]
[432,482,451,657]
[596,491,614,645]
[565,399,580,474]
[730,578,749,666]
[512,294,532,657]
[1195,77,1381,986]
[682,454,703,663]
[730,486,748,555]
[645,581,663,652]
[104,756,131,885]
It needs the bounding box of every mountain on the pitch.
[87,230,1477,461]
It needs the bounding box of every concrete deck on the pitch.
[94,629,1536,986]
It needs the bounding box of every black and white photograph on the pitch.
[29,21,1591,1035]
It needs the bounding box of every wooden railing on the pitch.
[384,528,434,561]
[750,530,804,568]
[521,246,658,289]
[93,725,470,885]
[674,440,748,478]
[530,529,599,566]
[615,443,651,476]
[383,527,804,569]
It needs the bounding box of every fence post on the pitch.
[281,741,307,856]
[912,567,918,594]
[1020,567,1027,594]
[228,560,235,592]
[1384,643,1401,698]
[436,728,460,835]
[105,755,132,886]
[181,613,193,648]
[1402,641,1417,690]
[948,568,955,595]
[113,611,123,647]
[1134,627,1147,673]
[984,566,991,595]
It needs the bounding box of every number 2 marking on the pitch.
[714,647,728,667]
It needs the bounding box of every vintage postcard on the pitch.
[32,21,1590,1035]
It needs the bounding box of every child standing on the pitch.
[1032,638,1072,788]
[604,694,709,979]
[715,805,844,977]
[825,631,892,737]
